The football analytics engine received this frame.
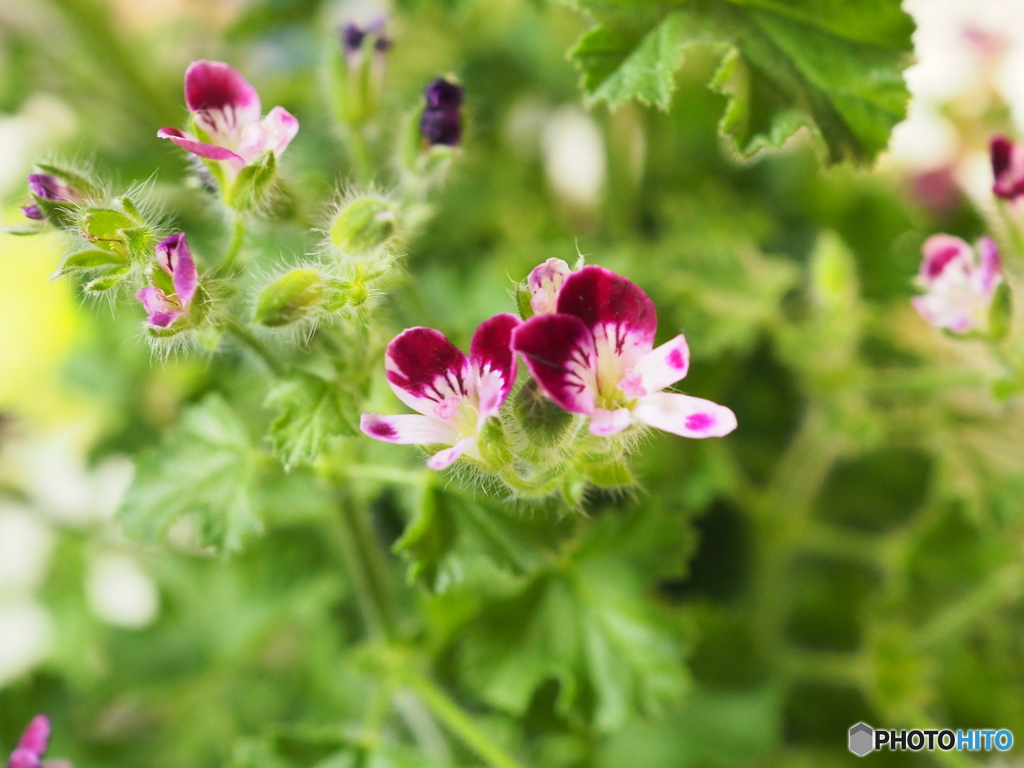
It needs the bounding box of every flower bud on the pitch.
[420,78,464,147]
[332,19,391,128]
[254,268,325,327]
[512,378,574,446]
[226,151,277,211]
[329,197,398,254]
[22,164,98,227]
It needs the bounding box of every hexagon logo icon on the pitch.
[849,722,874,757]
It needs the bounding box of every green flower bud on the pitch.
[254,269,324,327]
[330,197,398,254]
[516,283,535,320]
[227,151,277,211]
[512,378,574,446]
[78,197,152,262]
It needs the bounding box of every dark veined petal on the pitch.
[384,327,470,417]
[919,234,973,285]
[469,313,520,416]
[360,413,459,446]
[156,233,198,309]
[512,313,598,415]
[184,60,262,126]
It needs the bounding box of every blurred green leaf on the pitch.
[119,394,262,552]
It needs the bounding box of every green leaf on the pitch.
[566,0,914,163]
[394,485,563,592]
[119,394,262,553]
[459,553,687,729]
[266,371,358,469]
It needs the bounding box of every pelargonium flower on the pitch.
[420,78,463,147]
[991,135,1024,200]
[512,265,737,439]
[361,314,520,469]
[158,61,299,178]
[22,173,84,220]
[136,233,198,329]
[911,234,1003,334]
[7,715,58,768]
[527,258,572,315]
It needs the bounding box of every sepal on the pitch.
[987,282,1012,341]
[329,196,398,254]
[512,378,574,447]
[478,416,514,470]
[227,151,277,210]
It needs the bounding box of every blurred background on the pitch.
[2,0,1024,766]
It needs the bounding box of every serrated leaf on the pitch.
[266,372,358,469]
[566,0,914,164]
[394,485,563,592]
[459,552,687,730]
[119,394,261,553]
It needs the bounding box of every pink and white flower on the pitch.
[136,233,199,329]
[512,265,736,439]
[361,314,521,469]
[991,135,1024,201]
[158,61,299,180]
[526,258,572,315]
[911,234,1003,334]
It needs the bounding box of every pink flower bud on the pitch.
[912,235,1003,334]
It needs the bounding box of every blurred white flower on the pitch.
[0,94,76,195]
[0,601,53,687]
[542,107,606,211]
[86,553,159,629]
[14,430,133,525]
[0,505,53,593]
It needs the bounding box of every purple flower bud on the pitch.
[23,172,83,220]
[136,233,199,330]
[991,134,1024,200]
[340,20,391,59]
[420,78,464,147]
[7,715,54,768]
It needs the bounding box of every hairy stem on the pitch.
[223,318,284,377]
[215,214,247,277]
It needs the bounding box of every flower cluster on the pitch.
[912,235,1004,335]
[361,262,737,484]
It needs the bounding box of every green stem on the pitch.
[215,214,247,277]
[343,126,374,185]
[404,668,525,768]
[328,481,400,642]
[996,199,1024,259]
[223,318,285,376]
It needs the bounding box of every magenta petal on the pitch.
[136,287,181,329]
[555,265,657,346]
[976,237,1003,295]
[426,437,475,470]
[262,106,299,155]
[627,334,690,396]
[184,60,261,125]
[385,328,470,416]
[512,313,598,415]
[590,407,631,437]
[156,233,198,308]
[470,313,520,410]
[8,748,42,768]
[991,134,1024,199]
[158,127,245,163]
[17,716,50,756]
[920,234,972,283]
